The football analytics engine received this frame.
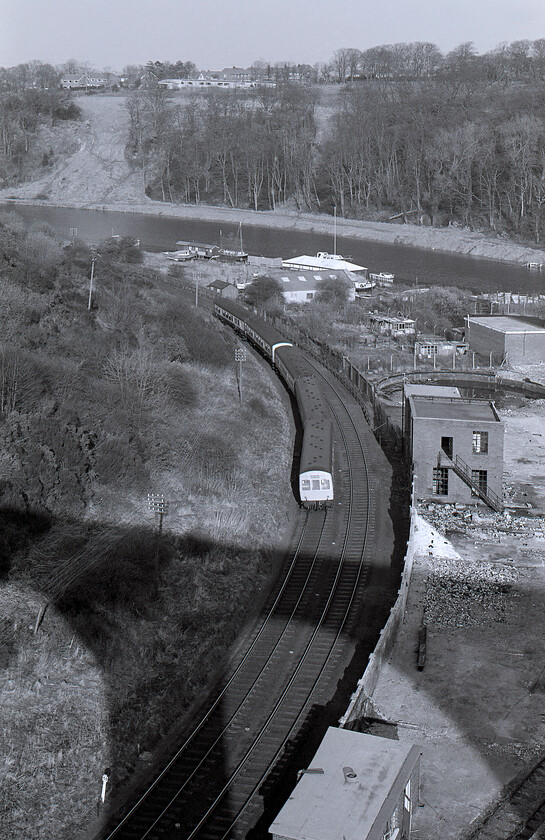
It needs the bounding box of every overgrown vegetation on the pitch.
[121,40,545,243]
[0,212,293,838]
[0,80,81,183]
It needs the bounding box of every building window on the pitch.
[433,467,449,495]
[472,431,489,453]
[471,470,488,494]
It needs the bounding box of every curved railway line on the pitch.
[95,349,392,840]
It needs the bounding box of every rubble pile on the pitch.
[419,503,545,543]
[424,557,519,628]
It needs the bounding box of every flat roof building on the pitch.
[467,316,545,365]
[404,385,504,510]
[269,727,421,840]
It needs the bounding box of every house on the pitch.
[218,66,252,83]
[269,727,421,840]
[207,279,238,299]
[404,384,504,510]
[252,269,356,304]
[60,74,108,89]
[370,315,416,336]
[466,315,545,365]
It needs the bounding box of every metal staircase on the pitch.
[438,451,503,512]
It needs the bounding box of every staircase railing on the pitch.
[438,451,503,512]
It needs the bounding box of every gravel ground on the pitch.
[368,392,545,839]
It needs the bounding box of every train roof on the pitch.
[274,344,316,380]
[295,376,330,426]
[244,313,291,349]
[300,419,333,474]
[214,298,250,320]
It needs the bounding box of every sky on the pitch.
[1,0,544,72]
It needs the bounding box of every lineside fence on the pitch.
[179,281,545,451]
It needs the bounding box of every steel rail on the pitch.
[101,509,329,838]
[178,364,373,840]
[108,511,331,839]
[100,353,377,840]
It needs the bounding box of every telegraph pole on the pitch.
[147,493,169,596]
[194,266,200,307]
[235,347,246,403]
[88,254,97,311]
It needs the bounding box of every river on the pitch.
[3,203,545,295]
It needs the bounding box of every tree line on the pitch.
[126,63,545,242]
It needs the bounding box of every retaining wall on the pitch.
[339,501,418,729]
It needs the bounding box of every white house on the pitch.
[252,269,356,304]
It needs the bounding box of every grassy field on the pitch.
[0,219,294,838]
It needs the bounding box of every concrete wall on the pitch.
[339,505,417,728]
[468,321,545,364]
[467,321,506,361]
[504,331,545,364]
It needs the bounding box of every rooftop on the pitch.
[469,316,545,334]
[404,384,461,399]
[409,396,500,422]
[269,727,420,840]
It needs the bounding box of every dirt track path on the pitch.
[0,95,148,205]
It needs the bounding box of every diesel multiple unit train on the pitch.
[214,299,334,508]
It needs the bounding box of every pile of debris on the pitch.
[420,503,545,543]
[423,557,519,628]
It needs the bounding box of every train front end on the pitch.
[299,419,334,509]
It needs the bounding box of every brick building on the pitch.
[269,727,421,840]
[467,316,545,365]
[404,385,504,510]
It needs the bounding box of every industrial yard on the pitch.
[368,386,545,840]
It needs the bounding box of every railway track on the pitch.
[95,354,386,840]
[466,756,545,840]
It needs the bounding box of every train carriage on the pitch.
[274,344,316,392]
[244,314,292,363]
[214,299,250,334]
[214,298,333,508]
[299,418,334,507]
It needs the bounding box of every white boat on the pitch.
[527,262,543,270]
[369,271,395,285]
[165,248,197,261]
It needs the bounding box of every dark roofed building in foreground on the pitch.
[269,727,421,840]
[404,385,504,510]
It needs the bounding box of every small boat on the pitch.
[218,247,248,262]
[369,271,395,285]
[218,223,248,262]
[165,248,197,261]
[527,262,543,270]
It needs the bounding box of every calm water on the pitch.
[3,203,545,295]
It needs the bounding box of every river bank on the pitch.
[1,94,544,268]
[4,195,545,267]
